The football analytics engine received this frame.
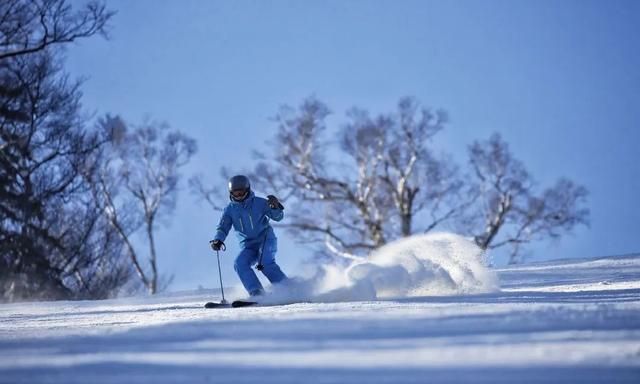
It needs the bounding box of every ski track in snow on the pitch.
[1,237,639,383]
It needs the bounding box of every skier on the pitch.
[210,175,288,297]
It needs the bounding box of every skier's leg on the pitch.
[234,248,264,296]
[259,236,287,284]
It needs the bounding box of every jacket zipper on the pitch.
[239,217,244,232]
[248,214,254,229]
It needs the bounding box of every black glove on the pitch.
[210,239,225,251]
[267,195,284,210]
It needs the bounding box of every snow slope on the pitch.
[1,237,639,383]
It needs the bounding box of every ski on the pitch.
[204,301,230,308]
[204,300,258,308]
[232,300,258,308]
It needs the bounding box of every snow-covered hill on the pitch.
[1,236,639,383]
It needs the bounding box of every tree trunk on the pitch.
[146,218,158,294]
[476,193,512,250]
[401,212,412,237]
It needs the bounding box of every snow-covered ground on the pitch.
[1,235,639,383]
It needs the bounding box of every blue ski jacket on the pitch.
[213,191,284,249]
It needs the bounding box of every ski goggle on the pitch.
[231,189,248,199]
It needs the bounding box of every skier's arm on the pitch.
[213,208,232,241]
[265,196,284,222]
[267,206,284,222]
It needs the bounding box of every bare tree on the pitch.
[0,0,114,61]
[0,0,124,302]
[192,97,464,261]
[95,116,197,294]
[0,53,129,301]
[194,99,590,266]
[376,98,466,236]
[465,133,589,263]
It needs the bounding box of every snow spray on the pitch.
[259,232,499,305]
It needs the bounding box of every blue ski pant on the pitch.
[234,236,287,295]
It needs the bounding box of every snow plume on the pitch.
[259,232,499,305]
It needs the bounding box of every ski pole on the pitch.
[256,238,265,271]
[216,246,228,304]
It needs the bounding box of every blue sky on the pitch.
[65,0,640,291]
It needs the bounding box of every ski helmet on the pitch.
[228,175,251,202]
